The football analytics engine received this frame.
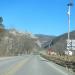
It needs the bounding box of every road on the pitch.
[0,55,74,75]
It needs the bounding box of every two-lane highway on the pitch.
[0,55,74,75]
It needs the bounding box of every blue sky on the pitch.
[0,0,75,36]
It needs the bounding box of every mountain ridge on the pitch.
[35,34,56,44]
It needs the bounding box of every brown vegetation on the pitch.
[40,54,75,72]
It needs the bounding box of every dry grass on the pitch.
[49,55,75,62]
[40,54,75,72]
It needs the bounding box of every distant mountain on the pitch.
[35,34,56,44]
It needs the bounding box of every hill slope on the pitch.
[0,29,39,56]
[43,31,75,54]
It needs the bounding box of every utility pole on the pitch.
[67,0,73,54]
[66,0,73,74]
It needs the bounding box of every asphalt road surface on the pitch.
[0,55,74,75]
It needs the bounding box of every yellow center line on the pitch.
[2,58,29,75]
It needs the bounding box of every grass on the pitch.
[40,53,75,72]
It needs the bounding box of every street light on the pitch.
[67,0,73,40]
[66,0,73,73]
[67,0,73,53]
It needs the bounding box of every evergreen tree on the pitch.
[0,17,4,29]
